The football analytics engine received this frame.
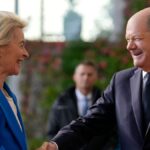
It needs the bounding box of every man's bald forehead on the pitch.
[127,7,150,31]
[131,7,150,18]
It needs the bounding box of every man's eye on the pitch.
[126,39,130,43]
[134,37,143,40]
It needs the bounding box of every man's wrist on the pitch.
[49,141,59,150]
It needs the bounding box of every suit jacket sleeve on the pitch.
[47,100,61,139]
[52,74,117,150]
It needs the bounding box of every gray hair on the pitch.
[0,11,27,46]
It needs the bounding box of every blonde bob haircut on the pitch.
[0,11,27,46]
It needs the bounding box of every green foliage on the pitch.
[61,39,132,89]
[27,137,44,150]
[62,40,92,75]
[131,0,147,13]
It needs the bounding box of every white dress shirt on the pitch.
[2,88,22,130]
[75,89,92,116]
[142,71,149,91]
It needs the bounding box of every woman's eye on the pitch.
[20,44,24,48]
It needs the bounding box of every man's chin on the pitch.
[133,60,142,67]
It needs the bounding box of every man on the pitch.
[47,60,117,150]
[37,7,150,150]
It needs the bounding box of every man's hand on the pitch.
[36,142,58,150]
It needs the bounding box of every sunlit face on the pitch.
[0,27,29,76]
[126,16,150,71]
[73,64,98,92]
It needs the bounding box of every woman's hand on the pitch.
[36,142,58,150]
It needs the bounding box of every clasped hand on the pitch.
[36,142,57,150]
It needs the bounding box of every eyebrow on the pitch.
[126,33,145,39]
[19,40,25,44]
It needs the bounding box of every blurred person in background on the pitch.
[38,7,150,150]
[0,11,29,150]
[47,60,118,150]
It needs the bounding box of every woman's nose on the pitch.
[23,48,29,59]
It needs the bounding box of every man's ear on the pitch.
[0,47,2,58]
[0,46,6,57]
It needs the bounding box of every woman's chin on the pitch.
[11,69,20,76]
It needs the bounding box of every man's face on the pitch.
[126,16,150,71]
[73,64,98,91]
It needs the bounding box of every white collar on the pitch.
[142,70,148,79]
[75,88,92,100]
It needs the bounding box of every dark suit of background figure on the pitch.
[48,85,118,150]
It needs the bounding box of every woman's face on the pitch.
[0,27,29,76]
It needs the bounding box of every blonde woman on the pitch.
[0,11,29,150]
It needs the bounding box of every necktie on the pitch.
[82,97,89,116]
[143,73,150,130]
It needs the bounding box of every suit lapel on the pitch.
[72,91,79,117]
[130,69,143,138]
[0,83,26,150]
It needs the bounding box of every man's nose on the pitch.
[126,40,136,50]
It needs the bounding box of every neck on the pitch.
[0,73,6,89]
[0,81,4,89]
[79,88,92,96]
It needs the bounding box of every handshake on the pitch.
[37,141,58,150]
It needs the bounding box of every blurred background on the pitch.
[1,0,150,149]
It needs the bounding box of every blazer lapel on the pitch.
[130,68,143,138]
[0,83,26,150]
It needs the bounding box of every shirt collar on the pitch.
[143,70,148,79]
[75,88,92,100]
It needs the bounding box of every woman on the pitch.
[0,11,29,150]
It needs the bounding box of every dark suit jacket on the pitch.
[52,67,150,150]
[0,83,27,150]
[48,86,118,150]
